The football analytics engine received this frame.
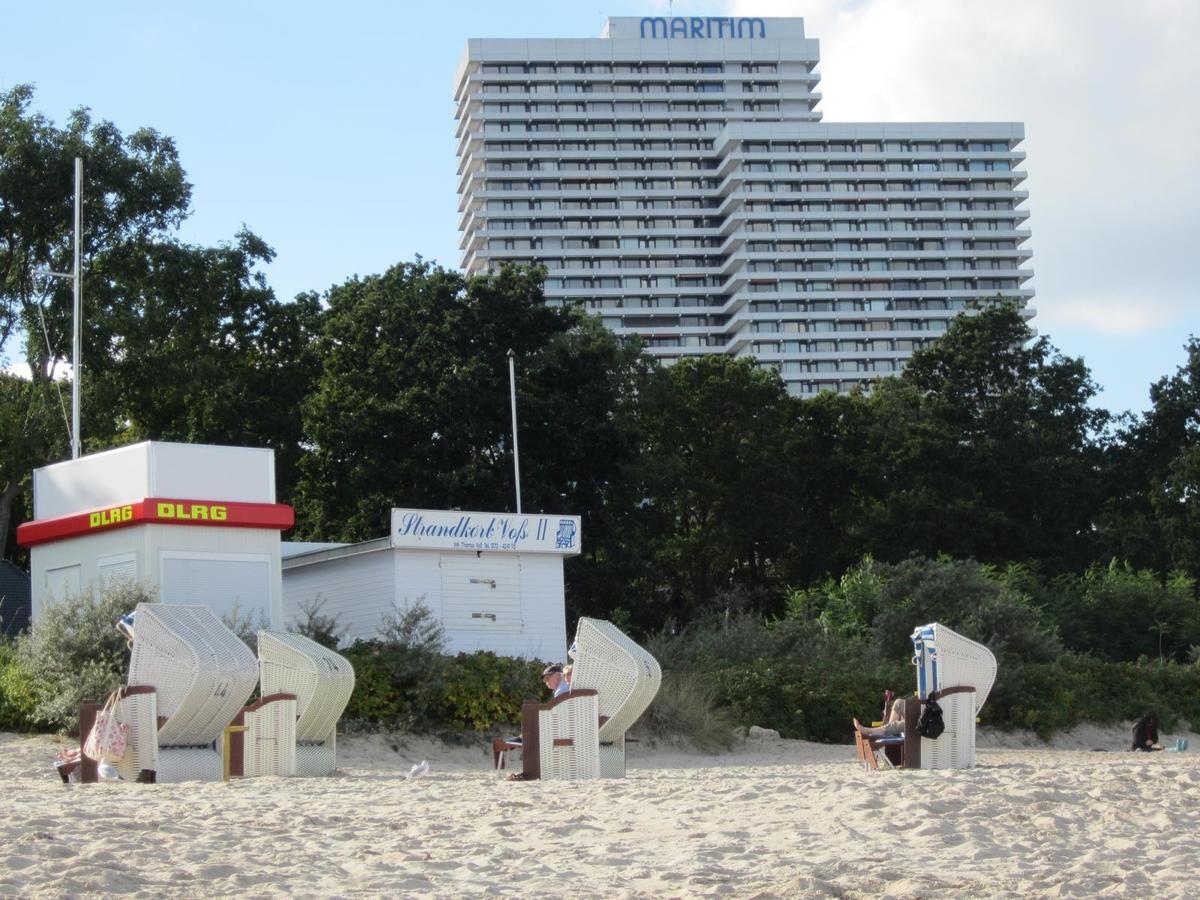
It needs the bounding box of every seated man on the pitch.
[542,663,570,698]
[492,663,571,772]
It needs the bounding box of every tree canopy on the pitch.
[2,86,1196,656]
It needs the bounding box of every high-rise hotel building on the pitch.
[454,16,1033,395]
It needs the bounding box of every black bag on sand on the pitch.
[917,698,946,739]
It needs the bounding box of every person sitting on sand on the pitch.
[1132,711,1162,752]
[857,697,907,738]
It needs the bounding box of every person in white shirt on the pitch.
[542,663,570,697]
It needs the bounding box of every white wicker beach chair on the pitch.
[909,623,998,770]
[236,693,299,778]
[118,604,259,783]
[257,631,355,776]
[537,690,601,781]
[569,617,662,778]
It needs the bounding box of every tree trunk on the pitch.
[0,477,26,561]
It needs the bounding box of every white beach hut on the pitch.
[18,441,293,629]
[282,508,581,661]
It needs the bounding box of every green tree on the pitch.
[295,261,646,547]
[787,388,878,583]
[0,373,66,563]
[0,84,191,381]
[850,303,1107,570]
[1,84,190,554]
[615,355,804,624]
[1099,337,1200,576]
[83,231,323,501]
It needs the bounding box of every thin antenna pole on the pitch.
[507,348,522,514]
[71,156,82,459]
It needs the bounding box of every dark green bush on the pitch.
[341,601,545,733]
[343,644,544,733]
[342,638,448,731]
[647,602,1200,743]
[341,602,449,731]
[705,658,910,743]
[13,580,156,734]
[288,594,346,649]
[986,655,1200,737]
[1038,562,1200,663]
[440,652,543,731]
[0,641,38,732]
[789,555,1062,665]
[685,652,1200,743]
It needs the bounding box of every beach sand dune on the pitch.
[2,730,1198,898]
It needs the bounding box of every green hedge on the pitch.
[989,656,1200,737]
[342,641,543,733]
[0,642,38,732]
[8,619,1198,745]
[694,655,1200,743]
[704,659,911,743]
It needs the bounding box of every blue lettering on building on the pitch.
[396,512,535,547]
[639,16,766,39]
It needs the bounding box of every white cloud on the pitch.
[726,0,1200,338]
[1034,294,1186,337]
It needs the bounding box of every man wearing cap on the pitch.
[542,663,570,698]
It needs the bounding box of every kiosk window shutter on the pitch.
[439,555,522,632]
[98,554,137,587]
[160,555,271,625]
[44,565,81,603]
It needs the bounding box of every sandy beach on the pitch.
[2,728,1198,898]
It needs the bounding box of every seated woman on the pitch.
[1131,711,1161,752]
[858,697,907,738]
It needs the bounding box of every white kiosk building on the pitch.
[18,442,293,629]
[282,508,581,660]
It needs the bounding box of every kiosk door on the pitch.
[440,555,522,633]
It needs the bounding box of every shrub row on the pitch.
[0,642,37,732]
[687,655,1200,743]
[341,642,545,733]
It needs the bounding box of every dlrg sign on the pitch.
[155,501,227,521]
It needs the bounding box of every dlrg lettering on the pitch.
[156,502,227,521]
[89,505,133,528]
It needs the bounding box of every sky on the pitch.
[3,0,1197,416]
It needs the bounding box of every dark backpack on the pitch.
[917,699,946,739]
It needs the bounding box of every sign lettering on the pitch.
[156,502,228,521]
[89,505,133,529]
[640,16,766,39]
[391,508,581,555]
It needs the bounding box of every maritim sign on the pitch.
[391,508,581,555]
[640,16,766,39]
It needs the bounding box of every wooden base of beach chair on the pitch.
[853,718,907,769]
[496,691,600,781]
[492,736,522,772]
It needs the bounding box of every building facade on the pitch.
[454,16,1034,395]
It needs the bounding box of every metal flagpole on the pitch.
[507,348,522,514]
[71,156,82,459]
